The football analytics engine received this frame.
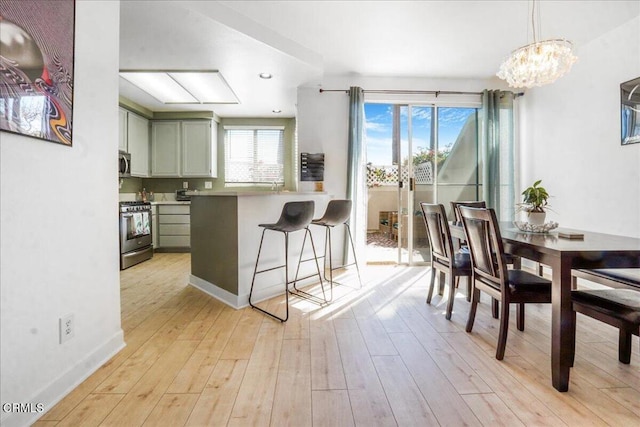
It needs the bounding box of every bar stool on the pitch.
[248,201,325,322]
[306,199,362,302]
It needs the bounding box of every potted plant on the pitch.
[518,179,550,225]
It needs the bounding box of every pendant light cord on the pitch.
[531,0,538,43]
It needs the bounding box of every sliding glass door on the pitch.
[365,102,480,265]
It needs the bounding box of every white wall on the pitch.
[520,16,640,237]
[0,2,123,426]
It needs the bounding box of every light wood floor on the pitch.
[35,253,640,426]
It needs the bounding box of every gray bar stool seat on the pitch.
[248,201,325,322]
[308,199,362,301]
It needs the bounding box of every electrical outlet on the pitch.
[183,181,189,189]
[59,314,74,344]
[205,181,212,189]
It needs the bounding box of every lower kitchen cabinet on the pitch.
[156,204,190,251]
[151,205,158,248]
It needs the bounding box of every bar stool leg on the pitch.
[290,227,327,303]
[319,223,363,292]
[248,229,290,322]
[345,223,363,288]
[308,228,327,301]
[248,228,267,308]
[292,229,308,293]
[327,225,334,298]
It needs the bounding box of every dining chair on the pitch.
[451,200,544,279]
[450,201,488,302]
[459,206,552,360]
[451,200,522,310]
[571,288,640,364]
[420,203,472,320]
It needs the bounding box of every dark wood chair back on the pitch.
[458,206,507,292]
[450,200,486,223]
[420,203,454,266]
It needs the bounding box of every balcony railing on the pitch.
[367,162,433,187]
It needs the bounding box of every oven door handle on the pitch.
[121,212,150,218]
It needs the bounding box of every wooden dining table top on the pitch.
[450,221,640,265]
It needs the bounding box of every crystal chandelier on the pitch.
[497,1,577,88]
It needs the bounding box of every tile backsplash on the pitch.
[119,177,142,193]
[119,178,218,194]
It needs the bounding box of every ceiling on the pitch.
[119,0,639,118]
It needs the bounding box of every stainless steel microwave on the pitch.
[119,151,131,177]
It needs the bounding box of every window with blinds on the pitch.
[224,126,285,185]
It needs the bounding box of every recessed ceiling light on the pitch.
[259,73,273,79]
[272,109,282,113]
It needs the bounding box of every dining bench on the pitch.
[571,268,640,364]
[572,268,640,290]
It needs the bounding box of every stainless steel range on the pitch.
[119,201,153,269]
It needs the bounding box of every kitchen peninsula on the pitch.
[189,191,332,308]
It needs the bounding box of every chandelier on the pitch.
[497,1,577,88]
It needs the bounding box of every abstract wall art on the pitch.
[621,77,640,146]
[0,0,75,146]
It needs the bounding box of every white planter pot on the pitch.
[525,211,547,225]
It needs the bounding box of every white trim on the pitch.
[223,125,285,130]
[365,92,482,108]
[189,274,321,310]
[189,274,243,309]
[2,331,125,427]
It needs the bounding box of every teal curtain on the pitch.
[345,86,365,263]
[480,90,516,221]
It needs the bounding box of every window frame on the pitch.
[223,125,286,187]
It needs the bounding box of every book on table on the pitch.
[558,231,584,239]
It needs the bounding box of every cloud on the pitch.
[412,108,432,121]
[438,107,474,127]
[365,120,388,133]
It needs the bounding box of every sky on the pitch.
[365,103,475,165]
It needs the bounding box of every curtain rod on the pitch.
[318,89,524,97]
[319,89,483,96]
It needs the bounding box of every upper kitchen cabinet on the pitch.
[119,108,151,177]
[182,121,216,177]
[118,108,128,152]
[151,121,181,177]
[128,112,150,177]
[151,120,217,178]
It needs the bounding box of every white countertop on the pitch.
[150,200,191,205]
[119,192,190,204]
[188,190,327,197]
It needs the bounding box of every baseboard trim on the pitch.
[189,274,243,309]
[1,330,125,427]
[189,274,304,310]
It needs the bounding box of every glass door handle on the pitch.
[409,177,415,191]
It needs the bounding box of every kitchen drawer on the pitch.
[158,204,190,215]
[158,214,190,224]
[159,224,190,235]
[159,235,190,247]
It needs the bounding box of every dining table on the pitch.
[449,221,640,392]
